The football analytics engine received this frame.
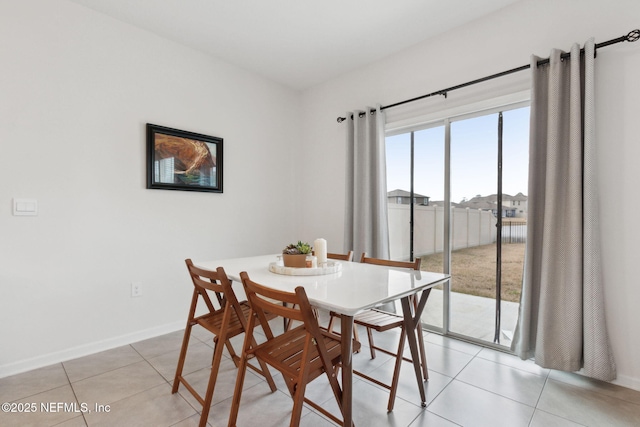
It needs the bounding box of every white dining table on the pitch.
[194,254,449,426]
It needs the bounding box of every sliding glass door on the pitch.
[385,104,529,347]
[387,126,445,329]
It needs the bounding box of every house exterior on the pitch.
[507,192,528,218]
[458,193,528,218]
[387,189,429,206]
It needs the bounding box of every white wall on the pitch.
[299,0,640,390]
[0,0,302,376]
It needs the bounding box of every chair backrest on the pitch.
[232,272,346,427]
[239,271,327,342]
[360,253,421,270]
[327,250,354,262]
[184,259,246,324]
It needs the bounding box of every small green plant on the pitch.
[282,241,312,255]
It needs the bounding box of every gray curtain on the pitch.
[344,106,390,259]
[511,39,616,381]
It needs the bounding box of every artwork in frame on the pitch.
[146,123,223,193]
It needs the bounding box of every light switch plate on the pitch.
[13,198,38,216]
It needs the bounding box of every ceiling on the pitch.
[68,0,520,90]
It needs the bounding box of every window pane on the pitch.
[449,113,499,341]
[413,126,445,273]
[414,127,445,329]
[386,127,445,330]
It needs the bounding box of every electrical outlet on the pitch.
[131,282,142,297]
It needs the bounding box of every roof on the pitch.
[464,193,527,203]
[387,189,429,199]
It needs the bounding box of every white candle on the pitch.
[314,238,327,265]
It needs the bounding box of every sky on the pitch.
[386,106,530,203]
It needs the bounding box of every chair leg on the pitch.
[211,336,220,365]
[223,338,241,367]
[199,332,227,427]
[249,336,277,392]
[172,322,194,394]
[387,326,407,412]
[289,375,309,427]
[367,327,376,359]
[227,352,250,427]
[289,388,307,427]
[324,365,348,424]
[327,314,336,333]
[353,325,360,349]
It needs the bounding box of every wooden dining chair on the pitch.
[284,250,354,332]
[228,271,353,427]
[327,250,354,262]
[328,253,428,412]
[173,260,276,427]
[323,250,358,339]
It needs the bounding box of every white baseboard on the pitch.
[611,373,640,392]
[0,320,185,379]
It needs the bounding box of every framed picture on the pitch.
[146,124,223,193]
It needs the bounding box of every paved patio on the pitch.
[420,289,521,347]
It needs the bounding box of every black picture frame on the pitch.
[146,123,223,193]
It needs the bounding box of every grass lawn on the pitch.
[420,243,525,303]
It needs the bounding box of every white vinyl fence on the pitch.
[388,204,497,260]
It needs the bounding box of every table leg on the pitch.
[400,289,432,408]
[400,297,425,406]
[340,315,354,426]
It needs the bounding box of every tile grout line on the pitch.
[135,338,207,427]
[60,361,88,426]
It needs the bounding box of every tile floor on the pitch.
[1,312,640,427]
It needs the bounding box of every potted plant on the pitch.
[282,241,312,268]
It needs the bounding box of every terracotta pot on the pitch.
[282,253,308,268]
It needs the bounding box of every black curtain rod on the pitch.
[337,28,639,123]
